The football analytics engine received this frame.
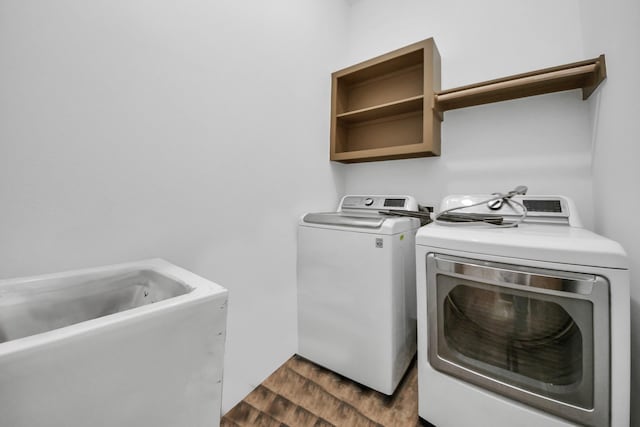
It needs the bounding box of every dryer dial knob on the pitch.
[487,198,503,210]
[365,198,374,206]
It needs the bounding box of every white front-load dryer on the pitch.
[415,194,630,427]
[297,195,420,395]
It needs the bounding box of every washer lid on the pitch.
[300,212,419,235]
[302,212,385,229]
[416,223,628,269]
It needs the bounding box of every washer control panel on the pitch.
[340,195,419,212]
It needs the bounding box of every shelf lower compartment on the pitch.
[332,111,437,162]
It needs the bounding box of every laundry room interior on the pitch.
[1,0,639,426]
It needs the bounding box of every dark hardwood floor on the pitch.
[222,355,433,427]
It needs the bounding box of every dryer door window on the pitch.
[426,254,610,427]
[441,281,588,404]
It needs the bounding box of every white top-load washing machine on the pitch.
[415,193,630,427]
[297,195,421,395]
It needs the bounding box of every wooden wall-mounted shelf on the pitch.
[330,41,606,163]
[330,38,441,163]
[434,55,606,114]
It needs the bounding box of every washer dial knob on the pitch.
[364,198,374,206]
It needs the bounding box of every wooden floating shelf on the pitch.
[434,55,607,113]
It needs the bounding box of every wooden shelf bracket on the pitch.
[434,54,607,115]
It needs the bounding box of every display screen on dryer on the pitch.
[384,199,405,208]
[523,199,562,213]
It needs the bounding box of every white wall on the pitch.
[0,0,348,412]
[579,0,640,424]
[342,0,594,227]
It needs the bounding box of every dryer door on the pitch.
[426,254,610,427]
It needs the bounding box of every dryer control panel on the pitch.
[440,195,580,226]
[339,195,419,212]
